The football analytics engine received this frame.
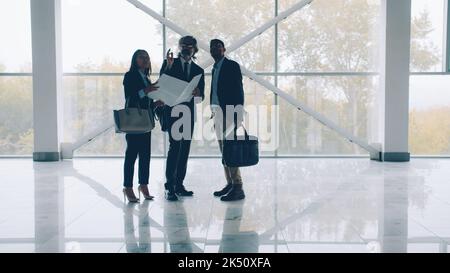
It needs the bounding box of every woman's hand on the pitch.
[144,82,159,94]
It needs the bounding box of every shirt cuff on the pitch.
[138,89,146,99]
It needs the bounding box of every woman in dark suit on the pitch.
[122,49,159,203]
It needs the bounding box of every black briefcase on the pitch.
[222,127,259,168]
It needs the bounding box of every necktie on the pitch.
[184,62,189,81]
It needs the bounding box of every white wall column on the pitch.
[377,0,411,162]
[30,0,63,161]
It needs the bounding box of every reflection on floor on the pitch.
[0,158,449,253]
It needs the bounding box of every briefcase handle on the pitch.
[231,123,251,140]
[124,97,144,116]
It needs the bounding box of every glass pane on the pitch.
[0,0,32,72]
[278,0,380,72]
[62,0,163,73]
[165,0,275,72]
[410,0,445,72]
[409,75,450,155]
[229,27,275,73]
[243,77,276,156]
[63,75,164,156]
[0,76,33,155]
[277,76,378,155]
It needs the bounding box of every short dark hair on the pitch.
[210,39,225,48]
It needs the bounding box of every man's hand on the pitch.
[144,82,159,94]
[166,49,174,69]
[192,87,201,97]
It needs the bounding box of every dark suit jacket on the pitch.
[211,58,245,129]
[160,58,206,107]
[210,57,244,110]
[123,70,155,116]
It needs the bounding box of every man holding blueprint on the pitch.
[154,35,205,201]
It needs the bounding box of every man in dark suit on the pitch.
[159,36,205,201]
[209,39,246,202]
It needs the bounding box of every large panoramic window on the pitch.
[1,0,448,157]
[0,0,33,156]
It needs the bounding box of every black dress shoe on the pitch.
[165,190,179,201]
[220,184,245,202]
[213,184,233,197]
[175,185,194,197]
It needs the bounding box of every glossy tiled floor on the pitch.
[0,158,449,253]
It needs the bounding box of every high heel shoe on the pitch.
[123,188,139,203]
[138,185,154,200]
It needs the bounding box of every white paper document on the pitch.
[147,74,202,107]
